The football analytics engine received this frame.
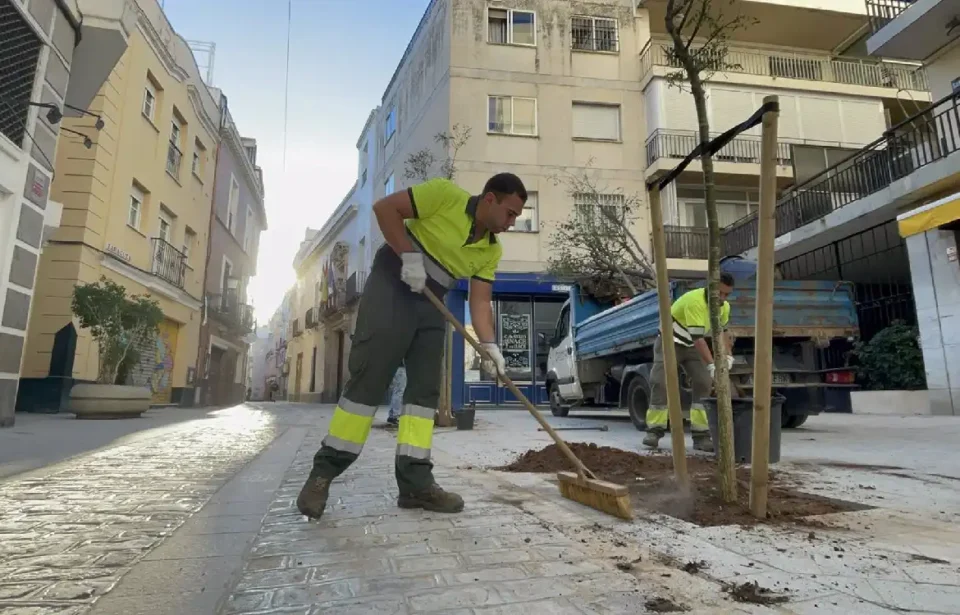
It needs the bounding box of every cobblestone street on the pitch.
[0,403,958,614]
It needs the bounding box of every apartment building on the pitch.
[18,0,221,410]
[195,91,266,408]
[362,0,928,410]
[1,0,135,425]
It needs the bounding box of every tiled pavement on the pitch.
[2,404,959,614]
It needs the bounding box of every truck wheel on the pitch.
[626,377,648,431]
[549,383,569,417]
[782,411,808,429]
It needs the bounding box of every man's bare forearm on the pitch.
[694,338,714,366]
[469,298,496,344]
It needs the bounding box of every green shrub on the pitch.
[853,321,925,391]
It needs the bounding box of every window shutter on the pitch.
[572,103,620,140]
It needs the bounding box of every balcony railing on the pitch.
[151,238,187,288]
[166,141,182,179]
[662,225,710,259]
[639,38,928,92]
[866,0,917,33]
[646,129,793,168]
[207,293,255,332]
[723,87,960,256]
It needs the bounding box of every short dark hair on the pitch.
[483,173,528,204]
[720,272,735,288]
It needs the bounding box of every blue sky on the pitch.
[161,0,431,318]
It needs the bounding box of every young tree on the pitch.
[663,0,757,502]
[404,124,472,182]
[547,168,656,302]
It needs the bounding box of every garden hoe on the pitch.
[423,288,633,521]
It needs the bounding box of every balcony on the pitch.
[345,272,364,305]
[166,142,182,179]
[65,0,137,114]
[646,129,793,174]
[639,37,928,93]
[723,88,960,257]
[662,226,710,260]
[151,238,186,288]
[207,293,255,333]
[866,0,956,62]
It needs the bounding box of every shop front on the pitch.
[446,273,570,409]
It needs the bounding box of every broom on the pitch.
[423,288,633,520]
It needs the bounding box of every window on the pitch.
[385,173,395,196]
[192,139,205,177]
[143,83,157,121]
[227,174,240,234]
[158,213,172,243]
[183,228,196,260]
[167,121,182,179]
[677,185,757,228]
[572,102,621,141]
[192,152,200,175]
[488,8,536,46]
[488,96,537,136]
[361,169,367,186]
[509,191,539,232]
[128,185,144,230]
[574,192,624,232]
[244,207,254,252]
[384,107,397,142]
[571,16,619,52]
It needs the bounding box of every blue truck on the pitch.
[542,263,860,430]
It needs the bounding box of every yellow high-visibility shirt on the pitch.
[669,288,730,347]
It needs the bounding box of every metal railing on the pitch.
[639,37,928,91]
[866,0,917,33]
[572,17,619,52]
[0,3,43,148]
[723,87,960,256]
[646,128,793,168]
[662,225,710,259]
[151,238,187,288]
[207,293,255,332]
[166,141,182,179]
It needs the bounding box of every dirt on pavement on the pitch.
[499,442,867,526]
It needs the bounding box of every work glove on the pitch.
[400,252,427,293]
[480,343,506,377]
[707,363,716,380]
[726,354,735,371]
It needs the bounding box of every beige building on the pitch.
[20,0,221,407]
[355,0,929,408]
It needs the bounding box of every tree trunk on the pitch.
[689,71,737,504]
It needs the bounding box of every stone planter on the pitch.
[851,390,930,416]
[69,384,151,419]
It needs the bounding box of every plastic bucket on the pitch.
[702,395,784,463]
[455,408,476,431]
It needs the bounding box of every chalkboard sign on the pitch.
[500,313,530,371]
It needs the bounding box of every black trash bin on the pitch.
[702,395,784,463]
[455,407,476,431]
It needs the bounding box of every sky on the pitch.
[160,0,431,318]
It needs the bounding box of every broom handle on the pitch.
[423,288,597,481]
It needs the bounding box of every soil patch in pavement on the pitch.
[723,581,790,605]
[644,597,689,612]
[499,442,869,526]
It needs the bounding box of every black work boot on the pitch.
[397,483,464,513]
[692,434,714,453]
[642,430,664,449]
[297,476,332,519]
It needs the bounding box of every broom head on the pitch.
[557,471,633,520]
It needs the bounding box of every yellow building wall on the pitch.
[23,22,218,392]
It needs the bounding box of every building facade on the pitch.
[355,0,928,409]
[1,0,135,425]
[18,0,221,410]
[195,91,266,408]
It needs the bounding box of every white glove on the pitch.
[400,252,427,293]
[707,363,716,379]
[480,343,506,377]
[725,354,735,371]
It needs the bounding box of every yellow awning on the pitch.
[898,194,960,238]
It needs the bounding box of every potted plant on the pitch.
[68,277,163,419]
[850,321,928,415]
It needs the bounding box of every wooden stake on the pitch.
[436,323,455,427]
[750,95,780,518]
[647,186,689,488]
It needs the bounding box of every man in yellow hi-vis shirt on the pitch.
[643,273,736,452]
[296,173,528,519]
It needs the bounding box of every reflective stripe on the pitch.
[322,434,364,454]
[397,414,434,451]
[689,405,709,432]
[408,231,456,289]
[687,326,706,336]
[339,397,377,418]
[400,403,436,420]
[396,443,431,460]
[672,320,694,346]
[645,407,668,429]
[327,405,374,447]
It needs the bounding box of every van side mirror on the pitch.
[537,331,548,347]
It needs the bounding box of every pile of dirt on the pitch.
[499,442,866,526]
[723,581,789,605]
[644,597,689,612]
